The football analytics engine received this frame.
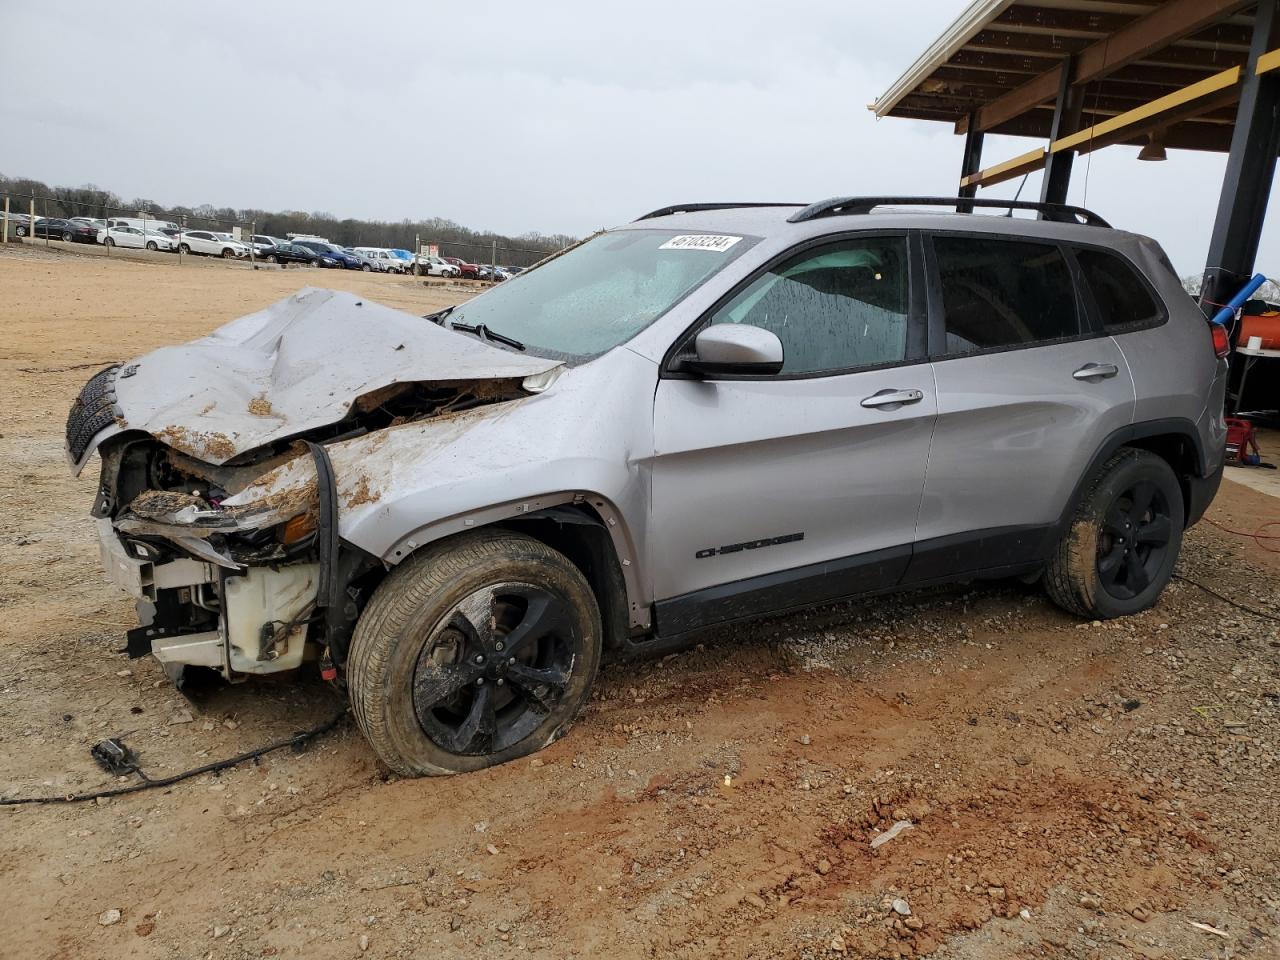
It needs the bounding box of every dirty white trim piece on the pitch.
[869,0,1017,117]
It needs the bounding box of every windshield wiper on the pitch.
[422,305,455,325]
[449,320,525,351]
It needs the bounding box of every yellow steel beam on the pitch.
[959,147,1046,189]
[1256,47,1280,75]
[1051,66,1241,153]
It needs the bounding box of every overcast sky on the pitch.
[4,1,1277,276]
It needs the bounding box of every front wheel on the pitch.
[178,242,190,254]
[221,248,235,259]
[62,230,73,242]
[347,532,602,776]
[145,241,158,251]
[265,253,278,263]
[15,225,27,237]
[105,237,115,247]
[1045,448,1184,619]
[362,263,372,271]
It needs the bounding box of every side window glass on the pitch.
[933,236,1079,355]
[1076,248,1161,331]
[706,236,909,374]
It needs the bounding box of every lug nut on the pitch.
[508,657,516,665]
[476,677,485,686]
[496,678,504,686]
[474,654,484,664]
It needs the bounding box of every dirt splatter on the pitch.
[247,393,273,417]
[154,424,238,462]
[344,474,381,507]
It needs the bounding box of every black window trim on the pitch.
[1066,241,1169,337]
[922,228,1100,362]
[660,228,929,381]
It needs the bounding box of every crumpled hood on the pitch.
[111,287,560,464]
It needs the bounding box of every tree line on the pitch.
[0,173,576,266]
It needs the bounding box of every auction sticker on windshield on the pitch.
[659,234,742,253]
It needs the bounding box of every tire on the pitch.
[347,531,602,776]
[62,230,73,242]
[15,225,27,237]
[178,243,190,254]
[362,263,372,272]
[265,253,278,263]
[1045,448,1184,620]
[105,238,115,247]
[146,241,158,251]
[221,248,235,259]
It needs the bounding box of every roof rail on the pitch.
[635,202,804,221]
[786,196,1111,228]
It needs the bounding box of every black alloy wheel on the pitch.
[412,583,578,756]
[1096,480,1174,600]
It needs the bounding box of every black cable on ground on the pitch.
[1,706,347,807]
[1173,573,1280,624]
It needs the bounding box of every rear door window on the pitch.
[932,235,1080,355]
[1075,248,1163,332]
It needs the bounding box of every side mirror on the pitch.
[685,324,784,377]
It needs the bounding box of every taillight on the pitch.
[1211,323,1231,359]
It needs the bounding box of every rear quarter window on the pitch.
[1075,248,1164,332]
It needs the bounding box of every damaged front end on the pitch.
[68,288,561,685]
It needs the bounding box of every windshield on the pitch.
[449,229,755,360]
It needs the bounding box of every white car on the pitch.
[98,225,176,252]
[178,231,248,258]
[415,254,461,277]
[353,247,406,273]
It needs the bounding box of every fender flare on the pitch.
[382,491,649,631]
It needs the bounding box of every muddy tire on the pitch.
[347,531,601,776]
[1045,448,1183,620]
[178,242,190,254]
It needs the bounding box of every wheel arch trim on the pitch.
[381,491,649,631]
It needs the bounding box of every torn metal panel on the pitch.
[108,287,560,465]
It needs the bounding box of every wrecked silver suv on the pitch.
[69,198,1227,775]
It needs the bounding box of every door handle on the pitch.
[1072,363,1119,381]
[861,388,924,409]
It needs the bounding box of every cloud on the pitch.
[3,0,1276,276]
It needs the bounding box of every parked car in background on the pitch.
[178,231,248,258]
[345,248,387,272]
[258,242,333,267]
[99,225,176,251]
[250,234,284,258]
[415,254,460,277]
[293,240,361,269]
[442,256,480,279]
[16,217,97,242]
[107,218,179,234]
[353,247,405,273]
[69,216,109,233]
[387,249,415,271]
[504,266,526,276]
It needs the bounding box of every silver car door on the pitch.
[908,231,1136,582]
[650,232,936,635]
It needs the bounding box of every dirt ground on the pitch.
[1,244,1278,960]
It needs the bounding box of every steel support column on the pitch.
[958,115,984,211]
[1040,57,1086,206]
[1201,0,1280,313]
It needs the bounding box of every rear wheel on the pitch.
[1045,448,1183,619]
[15,225,27,237]
[62,230,73,242]
[347,532,601,776]
[362,263,372,272]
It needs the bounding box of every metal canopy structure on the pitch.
[870,0,1280,314]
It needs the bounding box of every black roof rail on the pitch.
[635,202,805,221]
[786,196,1111,228]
